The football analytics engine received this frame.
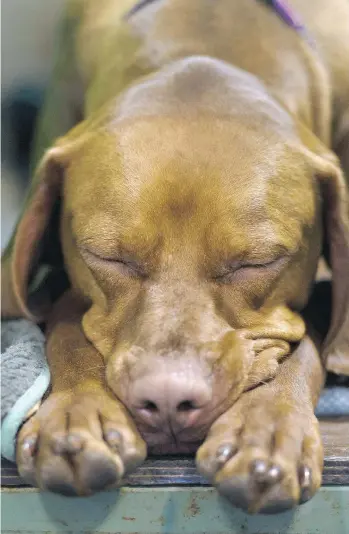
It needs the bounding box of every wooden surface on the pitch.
[321,419,349,457]
[2,418,349,487]
[318,418,349,484]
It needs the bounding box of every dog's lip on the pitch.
[135,418,210,445]
[146,433,205,455]
[131,401,223,434]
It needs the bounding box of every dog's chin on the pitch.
[133,398,232,455]
[141,428,207,455]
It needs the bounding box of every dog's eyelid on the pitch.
[78,244,113,260]
[79,246,147,277]
[239,255,287,269]
[213,254,288,282]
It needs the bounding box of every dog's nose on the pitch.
[130,373,212,429]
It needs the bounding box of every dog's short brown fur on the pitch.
[2,0,349,513]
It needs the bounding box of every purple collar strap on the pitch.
[261,0,315,46]
[262,0,306,32]
[127,0,315,47]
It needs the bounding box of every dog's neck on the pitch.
[80,0,330,144]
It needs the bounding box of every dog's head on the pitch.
[3,60,348,451]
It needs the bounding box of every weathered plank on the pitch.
[2,419,349,487]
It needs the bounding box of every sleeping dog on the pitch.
[2,0,349,513]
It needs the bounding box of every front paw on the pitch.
[16,391,147,496]
[196,392,323,513]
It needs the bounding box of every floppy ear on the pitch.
[1,114,105,322]
[298,127,349,375]
[1,146,67,322]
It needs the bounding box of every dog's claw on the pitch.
[299,465,311,487]
[216,444,236,466]
[66,434,84,453]
[250,459,268,480]
[51,436,67,455]
[299,465,312,502]
[105,429,123,451]
[250,460,282,487]
[51,434,84,455]
[265,464,282,484]
[21,436,38,458]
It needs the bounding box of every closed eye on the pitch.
[79,247,148,278]
[240,259,281,269]
[213,256,287,283]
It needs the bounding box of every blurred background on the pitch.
[2,0,64,250]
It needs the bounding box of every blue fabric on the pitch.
[1,320,50,462]
[1,369,50,462]
[315,386,349,417]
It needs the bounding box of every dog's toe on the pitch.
[73,445,122,494]
[16,392,146,495]
[196,396,323,514]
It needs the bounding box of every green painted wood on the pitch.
[2,486,348,534]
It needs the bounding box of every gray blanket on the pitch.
[1,319,349,463]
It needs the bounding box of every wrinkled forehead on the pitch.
[65,118,316,250]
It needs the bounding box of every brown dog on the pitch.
[2,0,349,513]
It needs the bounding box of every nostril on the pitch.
[176,400,197,412]
[142,400,159,413]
